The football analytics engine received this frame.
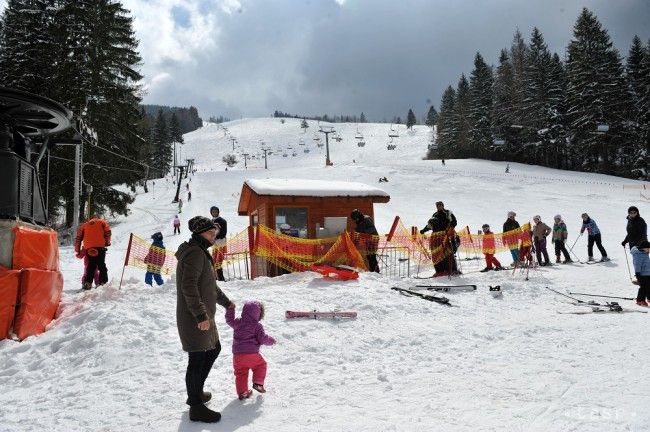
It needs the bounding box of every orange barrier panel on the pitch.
[0,269,20,340]
[13,269,63,340]
[12,226,59,271]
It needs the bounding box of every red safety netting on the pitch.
[125,234,176,275]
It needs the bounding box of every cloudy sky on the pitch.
[2,0,649,121]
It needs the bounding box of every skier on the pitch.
[580,213,609,262]
[631,240,650,307]
[75,214,111,290]
[505,163,510,173]
[480,224,504,272]
[441,159,445,166]
[178,197,184,213]
[173,215,181,235]
[420,201,459,275]
[532,215,551,266]
[225,301,276,400]
[622,206,647,250]
[144,232,165,286]
[350,209,380,273]
[502,211,521,266]
[210,206,228,281]
[552,215,572,263]
[188,190,192,202]
[175,216,234,423]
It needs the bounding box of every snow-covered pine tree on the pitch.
[152,109,172,175]
[300,118,309,131]
[492,49,515,161]
[469,52,493,159]
[509,30,529,161]
[425,105,438,128]
[546,53,569,169]
[454,74,471,158]
[626,36,648,176]
[566,8,629,174]
[406,109,416,129]
[432,86,456,159]
[639,39,650,176]
[522,28,555,165]
[360,112,366,123]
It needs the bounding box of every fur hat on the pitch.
[507,211,516,218]
[350,209,363,222]
[553,214,562,220]
[188,216,217,234]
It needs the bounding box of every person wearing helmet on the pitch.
[350,209,380,272]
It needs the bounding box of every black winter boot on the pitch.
[185,391,211,405]
[189,404,221,423]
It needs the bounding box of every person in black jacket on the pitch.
[210,206,228,281]
[350,209,380,272]
[420,201,459,275]
[622,206,647,250]
[503,211,521,265]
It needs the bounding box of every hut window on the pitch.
[275,207,307,237]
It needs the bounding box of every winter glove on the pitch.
[419,228,426,234]
[75,250,84,259]
[621,240,626,247]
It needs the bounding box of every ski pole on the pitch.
[568,233,583,262]
[623,245,634,281]
[567,291,635,301]
[544,286,585,303]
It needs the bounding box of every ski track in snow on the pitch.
[1,118,648,432]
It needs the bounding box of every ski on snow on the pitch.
[391,287,455,306]
[558,307,646,314]
[285,310,357,319]
[415,284,477,292]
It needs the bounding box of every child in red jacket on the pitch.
[480,224,504,272]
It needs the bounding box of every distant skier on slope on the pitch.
[225,301,276,400]
[580,213,609,262]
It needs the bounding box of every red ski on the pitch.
[285,310,358,319]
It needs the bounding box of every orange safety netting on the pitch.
[211,228,250,270]
[126,234,176,275]
[254,225,366,273]
[457,222,533,255]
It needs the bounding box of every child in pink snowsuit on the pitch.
[225,301,276,400]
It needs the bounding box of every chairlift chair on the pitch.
[357,140,366,147]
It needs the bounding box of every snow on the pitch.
[1,117,649,432]
[245,178,389,197]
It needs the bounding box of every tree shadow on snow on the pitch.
[177,395,264,431]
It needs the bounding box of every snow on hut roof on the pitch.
[244,178,389,197]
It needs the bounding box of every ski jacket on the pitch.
[482,231,496,254]
[631,246,650,276]
[354,216,379,236]
[422,209,457,234]
[175,234,232,352]
[212,216,228,240]
[552,222,568,243]
[354,216,379,253]
[503,218,520,233]
[75,217,111,253]
[580,218,600,236]
[225,301,275,354]
[144,234,165,273]
[623,215,647,248]
[532,222,551,240]
[173,216,181,227]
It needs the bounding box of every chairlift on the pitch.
[387,144,397,150]
[292,152,297,157]
[317,142,324,148]
[334,133,343,142]
[304,148,310,153]
[313,133,321,142]
[283,153,288,157]
[357,140,366,148]
[299,138,305,145]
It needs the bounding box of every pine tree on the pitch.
[300,118,309,131]
[433,86,456,159]
[152,109,172,174]
[509,30,529,160]
[547,53,569,169]
[425,105,438,128]
[566,8,629,174]
[640,39,650,175]
[492,49,516,160]
[406,109,416,129]
[360,112,366,123]
[469,52,493,158]
[626,36,647,175]
[454,74,471,158]
[0,0,58,96]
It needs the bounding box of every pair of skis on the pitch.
[391,287,459,306]
[545,286,645,314]
[285,310,357,319]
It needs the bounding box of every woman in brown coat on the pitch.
[532,215,552,266]
[176,216,234,423]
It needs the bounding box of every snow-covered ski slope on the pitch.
[1,118,648,432]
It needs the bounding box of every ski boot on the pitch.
[480,267,492,273]
[587,256,595,262]
[600,256,610,262]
